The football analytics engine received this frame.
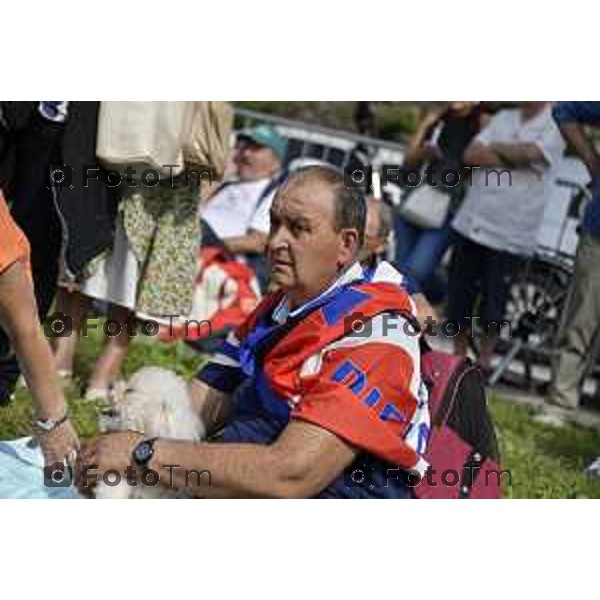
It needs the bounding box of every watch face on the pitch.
[134,441,153,465]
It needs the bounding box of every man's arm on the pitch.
[462,109,543,168]
[557,123,600,180]
[487,142,549,168]
[154,420,356,498]
[463,139,547,168]
[403,108,444,167]
[552,103,600,180]
[223,229,267,255]
[463,141,505,167]
[82,419,358,498]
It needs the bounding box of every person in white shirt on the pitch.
[201,124,288,257]
[447,102,566,373]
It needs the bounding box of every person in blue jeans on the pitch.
[394,216,451,303]
[548,102,600,409]
[394,102,484,303]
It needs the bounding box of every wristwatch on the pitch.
[35,413,69,433]
[132,438,158,469]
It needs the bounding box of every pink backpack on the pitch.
[415,346,503,499]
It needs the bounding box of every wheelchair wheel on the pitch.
[470,259,571,366]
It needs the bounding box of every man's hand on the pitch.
[76,431,144,494]
[37,419,79,467]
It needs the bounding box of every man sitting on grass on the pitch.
[79,167,429,498]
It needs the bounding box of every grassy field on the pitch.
[1,324,600,498]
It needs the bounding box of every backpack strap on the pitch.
[458,450,485,499]
[253,169,288,212]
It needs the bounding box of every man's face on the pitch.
[234,138,281,181]
[267,179,359,307]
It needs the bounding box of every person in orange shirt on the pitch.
[0,192,79,467]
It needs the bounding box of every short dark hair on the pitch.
[285,165,366,247]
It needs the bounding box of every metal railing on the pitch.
[234,107,406,168]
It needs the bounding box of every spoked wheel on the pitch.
[500,260,571,361]
[470,259,572,384]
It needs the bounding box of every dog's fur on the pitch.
[95,366,205,499]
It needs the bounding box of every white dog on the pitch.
[95,366,205,499]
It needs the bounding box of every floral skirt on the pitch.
[85,184,200,318]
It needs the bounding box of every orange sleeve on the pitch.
[292,342,420,469]
[0,192,30,275]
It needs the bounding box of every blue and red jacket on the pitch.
[197,266,430,498]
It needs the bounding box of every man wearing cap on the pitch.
[201,124,288,258]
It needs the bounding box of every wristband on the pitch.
[35,412,69,434]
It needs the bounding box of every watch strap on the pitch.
[35,412,69,433]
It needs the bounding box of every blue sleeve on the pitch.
[195,336,246,393]
[401,273,421,295]
[553,102,600,126]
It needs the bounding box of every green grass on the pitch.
[488,396,600,498]
[0,325,205,441]
[2,324,600,498]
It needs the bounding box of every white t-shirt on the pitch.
[201,177,276,238]
[452,106,566,256]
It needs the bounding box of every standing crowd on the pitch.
[0,100,599,498]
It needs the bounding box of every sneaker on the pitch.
[534,410,567,428]
[545,392,579,411]
[534,401,574,428]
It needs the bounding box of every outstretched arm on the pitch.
[0,259,78,463]
[79,419,358,498]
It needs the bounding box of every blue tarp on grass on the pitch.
[0,437,81,499]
